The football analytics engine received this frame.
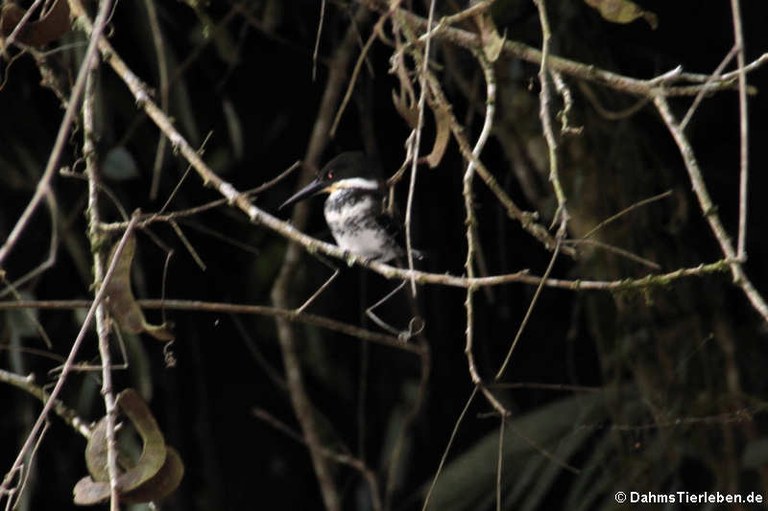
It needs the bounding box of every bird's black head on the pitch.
[279,151,378,210]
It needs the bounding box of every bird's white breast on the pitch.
[324,190,401,261]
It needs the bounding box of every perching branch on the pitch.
[61,0,751,309]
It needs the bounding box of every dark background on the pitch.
[1,0,768,509]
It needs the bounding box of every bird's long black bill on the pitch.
[279,178,326,210]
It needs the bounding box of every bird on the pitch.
[279,152,411,263]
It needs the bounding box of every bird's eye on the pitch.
[326,171,334,180]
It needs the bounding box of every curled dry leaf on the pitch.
[104,233,174,342]
[390,52,451,168]
[73,389,184,505]
[392,89,419,129]
[0,0,71,47]
[424,102,452,168]
[583,0,658,29]
[391,49,419,129]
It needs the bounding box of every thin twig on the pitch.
[566,238,661,270]
[534,0,569,227]
[364,0,768,97]
[83,56,121,511]
[729,0,749,260]
[312,0,327,81]
[411,48,573,256]
[62,3,749,298]
[0,192,59,350]
[578,81,650,121]
[432,0,495,30]
[0,274,53,348]
[462,48,506,415]
[495,236,562,380]
[329,15,382,137]
[0,214,139,497]
[0,299,423,353]
[680,45,738,131]
[653,96,768,324]
[100,160,302,231]
[1,0,44,48]
[552,72,581,135]
[582,190,673,239]
[404,0,437,297]
[0,0,115,267]
[144,0,170,200]
[421,387,479,511]
[0,369,91,438]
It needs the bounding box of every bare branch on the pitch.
[362,0,768,97]
[0,369,91,438]
[730,0,749,259]
[0,299,423,353]
[0,213,139,497]
[83,53,121,511]
[534,0,569,227]
[654,96,768,324]
[0,0,115,266]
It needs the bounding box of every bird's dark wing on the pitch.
[376,196,425,260]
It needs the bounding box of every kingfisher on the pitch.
[279,152,409,263]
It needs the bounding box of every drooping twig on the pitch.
[495,237,562,381]
[403,0,436,297]
[487,0,570,385]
